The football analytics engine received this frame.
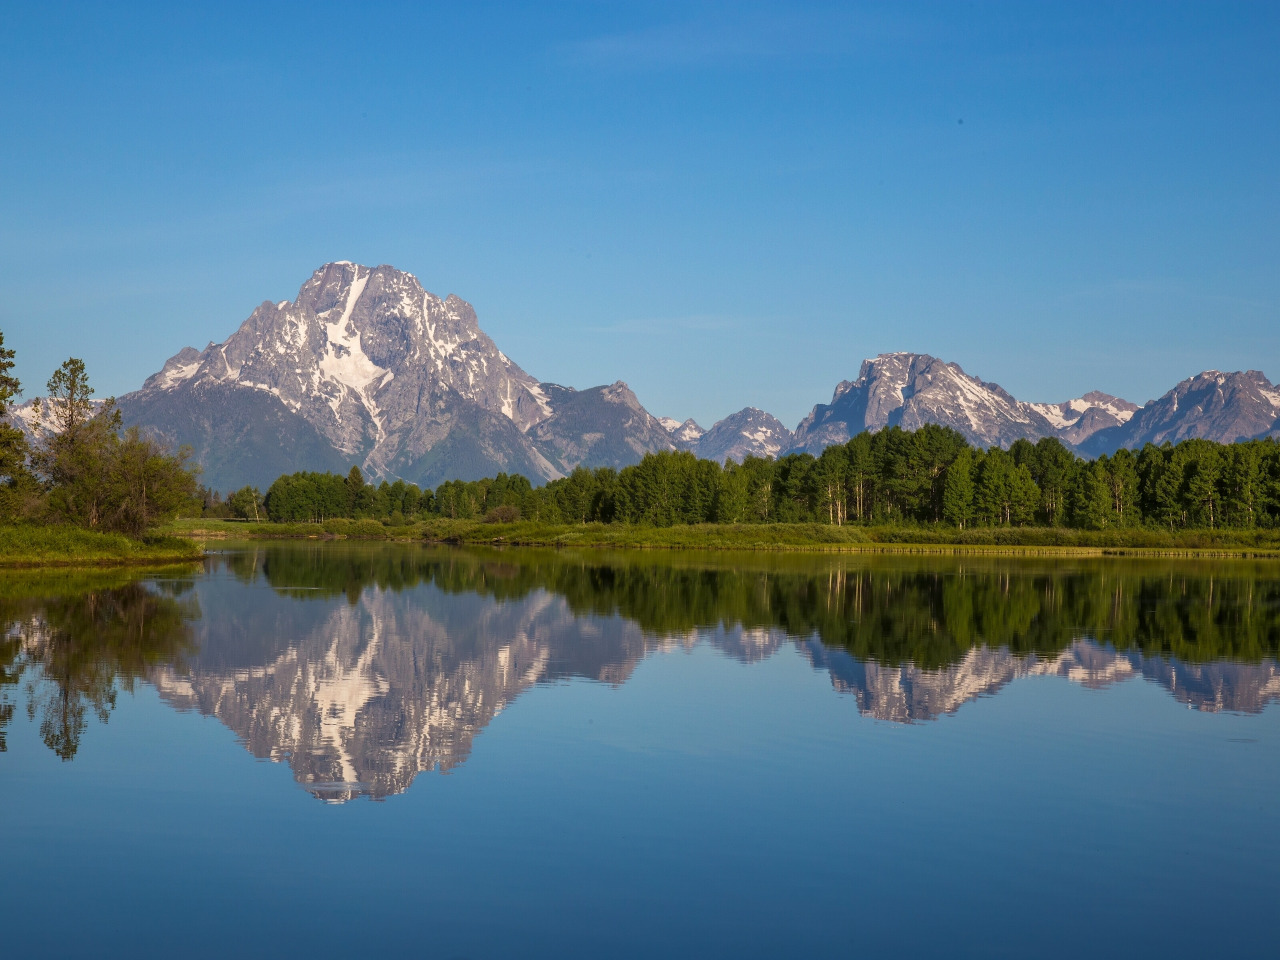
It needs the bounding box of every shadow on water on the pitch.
[4,542,1279,797]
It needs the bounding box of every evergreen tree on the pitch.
[0,331,36,519]
[1028,437,1075,525]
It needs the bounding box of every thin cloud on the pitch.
[584,314,743,334]
[561,7,924,71]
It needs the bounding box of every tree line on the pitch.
[0,332,198,535]
[247,423,1280,531]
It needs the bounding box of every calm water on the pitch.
[3,544,1279,958]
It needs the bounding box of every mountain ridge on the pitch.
[7,262,1275,490]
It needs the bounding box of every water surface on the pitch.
[3,544,1278,957]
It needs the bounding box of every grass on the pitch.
[168,517,426,540]
[0,525,203,568]
[161,516,1280,558]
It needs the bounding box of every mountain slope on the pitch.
[694,407,793,464]
[115,263,672,491]
[531,382,676,473]
[1078,370,1280,456]
[789,353,1064,453]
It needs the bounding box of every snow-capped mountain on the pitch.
[12,264,1277,488]
[656,355,1273,465]
[1026,390,1139,446]
[659,416,706,447]
[788,353,1069,453]
[694,407,793,464]
[114,263,674,491]
[1078,369,1280,456]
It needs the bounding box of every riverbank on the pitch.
[0,525,203,568]
[165,517,1280,558]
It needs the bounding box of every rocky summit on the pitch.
[115,262,674,491]
[690,407,793,464]
[787,352,1135,453]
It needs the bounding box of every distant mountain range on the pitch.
[8,262,1278,490]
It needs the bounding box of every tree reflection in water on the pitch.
[4,545,1279,796]
[0,573,197,759]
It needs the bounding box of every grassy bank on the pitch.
[163,517,1280,558]
[0,525,203,568]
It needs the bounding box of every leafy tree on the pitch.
[941,447,974,528]
[29,358,196,533]
[1072,459,1114,530]
[227,485,265,521]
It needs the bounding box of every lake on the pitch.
[3,543,1278,958]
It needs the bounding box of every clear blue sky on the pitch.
[2,1,1277,429]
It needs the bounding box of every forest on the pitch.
[244,422,1280,531]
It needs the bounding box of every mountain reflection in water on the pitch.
[3,545,1278,801]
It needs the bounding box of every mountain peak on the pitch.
[116,263,677,490]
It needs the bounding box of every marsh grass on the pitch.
[163,517,1280,557]
[0,525,203,567]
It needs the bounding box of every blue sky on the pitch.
[1,1,1277,429]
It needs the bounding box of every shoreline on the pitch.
[167,518,1280,561]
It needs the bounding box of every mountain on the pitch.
[658,416,705,447]
[789,353,1068,453]
[1078,369,1280,456]
[1026,390,1139,446]
[14,265,1276,488]
[693,407,793,464]
[113,263,674,491]
[531,381,675,473]
[783,352,1276,456]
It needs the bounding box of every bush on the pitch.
[483,505,521,524]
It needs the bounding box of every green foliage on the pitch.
[0,330,35,521]
[0,344,200,538]
[246,427,1280,535]
[226,486,264,521]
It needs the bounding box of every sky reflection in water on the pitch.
[2,544,1278,958]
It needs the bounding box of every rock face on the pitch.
[693,407,793,464]
[784,353,1278,457]
[1078,370,1280,456]
[530,381,675,473]
[789,353,1066,453]
[659,417,706,447]
[112,263,674,491]
[1026,390,1139,446]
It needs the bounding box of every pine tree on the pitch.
[0,331,35,520]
